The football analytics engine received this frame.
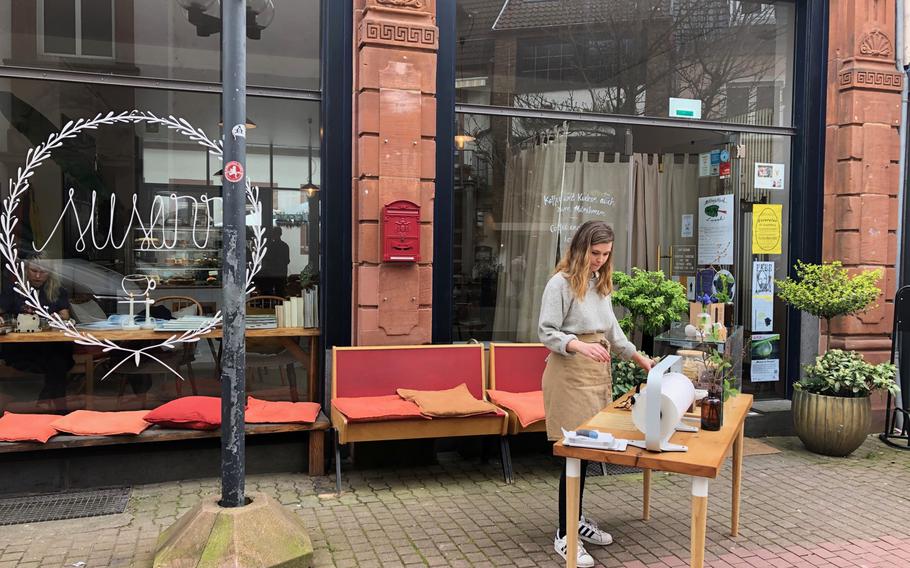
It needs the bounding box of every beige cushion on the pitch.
[397,383,499,418]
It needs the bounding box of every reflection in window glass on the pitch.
[0,79,320,414]
[456,0,795,126]
[2,0,320,90]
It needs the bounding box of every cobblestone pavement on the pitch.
[1,436,910,567]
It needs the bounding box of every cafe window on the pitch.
[457,0,796,126]
[0,78,321,414]
[39,0,115,59]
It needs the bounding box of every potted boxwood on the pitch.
[612,268,689,353]
[777,261,896,456]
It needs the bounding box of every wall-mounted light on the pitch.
[176,0,275,40]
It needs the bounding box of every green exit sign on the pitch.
[669,98,702,120]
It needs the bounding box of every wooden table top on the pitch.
[554,392,753,478]
[0,326,320,343]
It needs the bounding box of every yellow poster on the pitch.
[752,204,782,255]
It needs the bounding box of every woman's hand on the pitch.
[568,339,611,363]
[632,352,654,372]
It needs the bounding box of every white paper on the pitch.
[698,194,735,265]
[751,333,780,382]
[754,162,785,190]
[751,261,775,331]
[699,153,711,177]
[751,359,780,382]
[681,214,694,238]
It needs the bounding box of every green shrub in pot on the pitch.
[796,350,897,398]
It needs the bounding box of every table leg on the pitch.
[642,468,651,521]
[691,477,710,568]
[565,458,581,568]
[731,424,744,537]
[85,357,95,410]
[308,335,318,403]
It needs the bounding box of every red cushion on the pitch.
[144,396,221,430]
[51,410,151,436]
[332,395,428,422]
[245,397,320,424]
[487,389,546,428]
[0,412,60,443]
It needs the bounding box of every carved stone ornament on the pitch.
[376,0,424,8]
[859,29,893,58]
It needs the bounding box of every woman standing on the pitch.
[538,220,652,567]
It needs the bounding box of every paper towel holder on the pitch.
[628,355,698,453]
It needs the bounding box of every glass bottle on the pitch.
[701,377,723,431]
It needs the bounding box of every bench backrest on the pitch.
[332,344,486,400]
[489,343,549,393]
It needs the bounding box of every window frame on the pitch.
[37,0,116,60]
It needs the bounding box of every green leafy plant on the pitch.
[611,354,654,399]
[715,273,734,304]
[796,349,897,398]
[300,265,319,291]
[701,348,738,401]
[612,269,688,338]
[776,261,881,351]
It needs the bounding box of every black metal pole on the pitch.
[220,0,247,508]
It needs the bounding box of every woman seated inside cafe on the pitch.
[0,256,74,412]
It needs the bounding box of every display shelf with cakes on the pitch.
[130,185,223,289]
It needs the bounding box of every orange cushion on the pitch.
[0,412,60,443]
[397,383,500,418]
[487,389,546,428]
[143,396,221,430]
[245,397,320,424]
[332,395,427,422]
[51,410,151,436]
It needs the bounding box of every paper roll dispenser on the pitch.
[629,355,698,452]
[381,200,420,263]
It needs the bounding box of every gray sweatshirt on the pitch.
[537,272,637,359]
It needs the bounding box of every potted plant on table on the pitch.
[612,268,688,353]
[777,261,896,456]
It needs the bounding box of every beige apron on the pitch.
[542,333,613,441]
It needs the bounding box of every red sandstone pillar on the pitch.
[825,0,901,362]
[352,0,437,345]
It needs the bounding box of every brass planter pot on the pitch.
[792,389,871,457]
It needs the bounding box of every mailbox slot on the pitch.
[381,200,420,262]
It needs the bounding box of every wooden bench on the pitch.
[331,344,509,491]
[0,412,331,476]
[488,343,549,436]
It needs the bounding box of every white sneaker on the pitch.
[579,515,613,546]
[554,532,595,568]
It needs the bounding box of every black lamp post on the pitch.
[176,0,275,40]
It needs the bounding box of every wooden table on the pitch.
[553,393,753,568]
[0,327,320,407]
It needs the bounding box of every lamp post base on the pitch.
[153,492,313,568]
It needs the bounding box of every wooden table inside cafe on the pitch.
[0,327,320,406]
[553,391,754,568]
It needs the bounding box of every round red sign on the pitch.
[223,160,244,183]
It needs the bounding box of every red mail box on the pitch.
[381,200,420,262]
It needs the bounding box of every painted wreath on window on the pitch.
[0,111,266,379]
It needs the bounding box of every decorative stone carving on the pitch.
[839,68,903,92]
[376,0,424,8]
[361,20,437,48]
[859,30,893,58]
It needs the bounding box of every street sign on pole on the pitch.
[220,0,247,508]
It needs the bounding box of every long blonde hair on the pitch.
[554,221,615,300]
[26,256,62,303]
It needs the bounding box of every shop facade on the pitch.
[0,0,902,460]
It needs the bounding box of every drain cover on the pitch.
[588,462,642,476]
[0,486,131,525]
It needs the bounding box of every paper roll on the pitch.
[631,372,696,442]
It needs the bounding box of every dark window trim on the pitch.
[785,0,827,397]
[319,0,353,366]
[433,0,455,343]
[0,66,322,100]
